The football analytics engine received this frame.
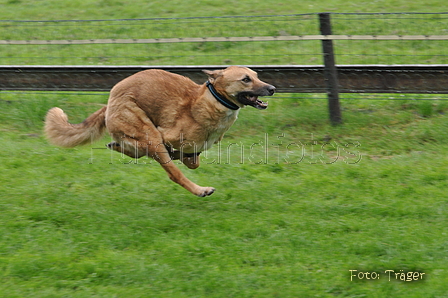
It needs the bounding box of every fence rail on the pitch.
[2,35,448,45]
[2,65,447,94]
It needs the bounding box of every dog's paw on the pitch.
[196,187,216,197]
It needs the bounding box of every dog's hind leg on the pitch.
[107,140,146,159]
[181,153,201,169]
[167,149,201,170]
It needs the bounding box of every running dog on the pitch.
[45,66,275,196]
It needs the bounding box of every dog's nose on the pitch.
[267,85,276,96]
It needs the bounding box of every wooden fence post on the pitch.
[319,12,342,125]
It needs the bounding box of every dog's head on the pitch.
[203,66,275,110]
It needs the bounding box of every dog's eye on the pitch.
[242,77,251,83]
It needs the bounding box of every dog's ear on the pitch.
[202,69,223,83]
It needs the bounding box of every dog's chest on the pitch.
[203,109,238,149]
[160,109,239,152]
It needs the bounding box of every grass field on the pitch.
[1,92,448,297]
[1,0,447,19]
[1,1,448,297]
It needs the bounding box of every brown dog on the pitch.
[45,66,275,196]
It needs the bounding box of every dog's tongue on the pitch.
[243,94,268,109]
[249,95,258,101]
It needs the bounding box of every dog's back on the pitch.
[107,69,201,126]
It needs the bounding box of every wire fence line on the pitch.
[1,12,448,123]
[1,12,447,65]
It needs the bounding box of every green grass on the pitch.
[1,0,447,20]
[1,0,448,297]
[1,92,448,297]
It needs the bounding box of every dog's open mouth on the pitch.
[237,92,269,110]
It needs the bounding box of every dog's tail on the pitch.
[44,106,107,147]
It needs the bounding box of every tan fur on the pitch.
[44,66,275,196]
[45,106,107,147]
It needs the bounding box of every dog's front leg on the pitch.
[107,100,214,196]
[113,136,214,196]
[154,150,213,196]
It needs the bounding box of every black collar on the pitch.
[206,81,240,110]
